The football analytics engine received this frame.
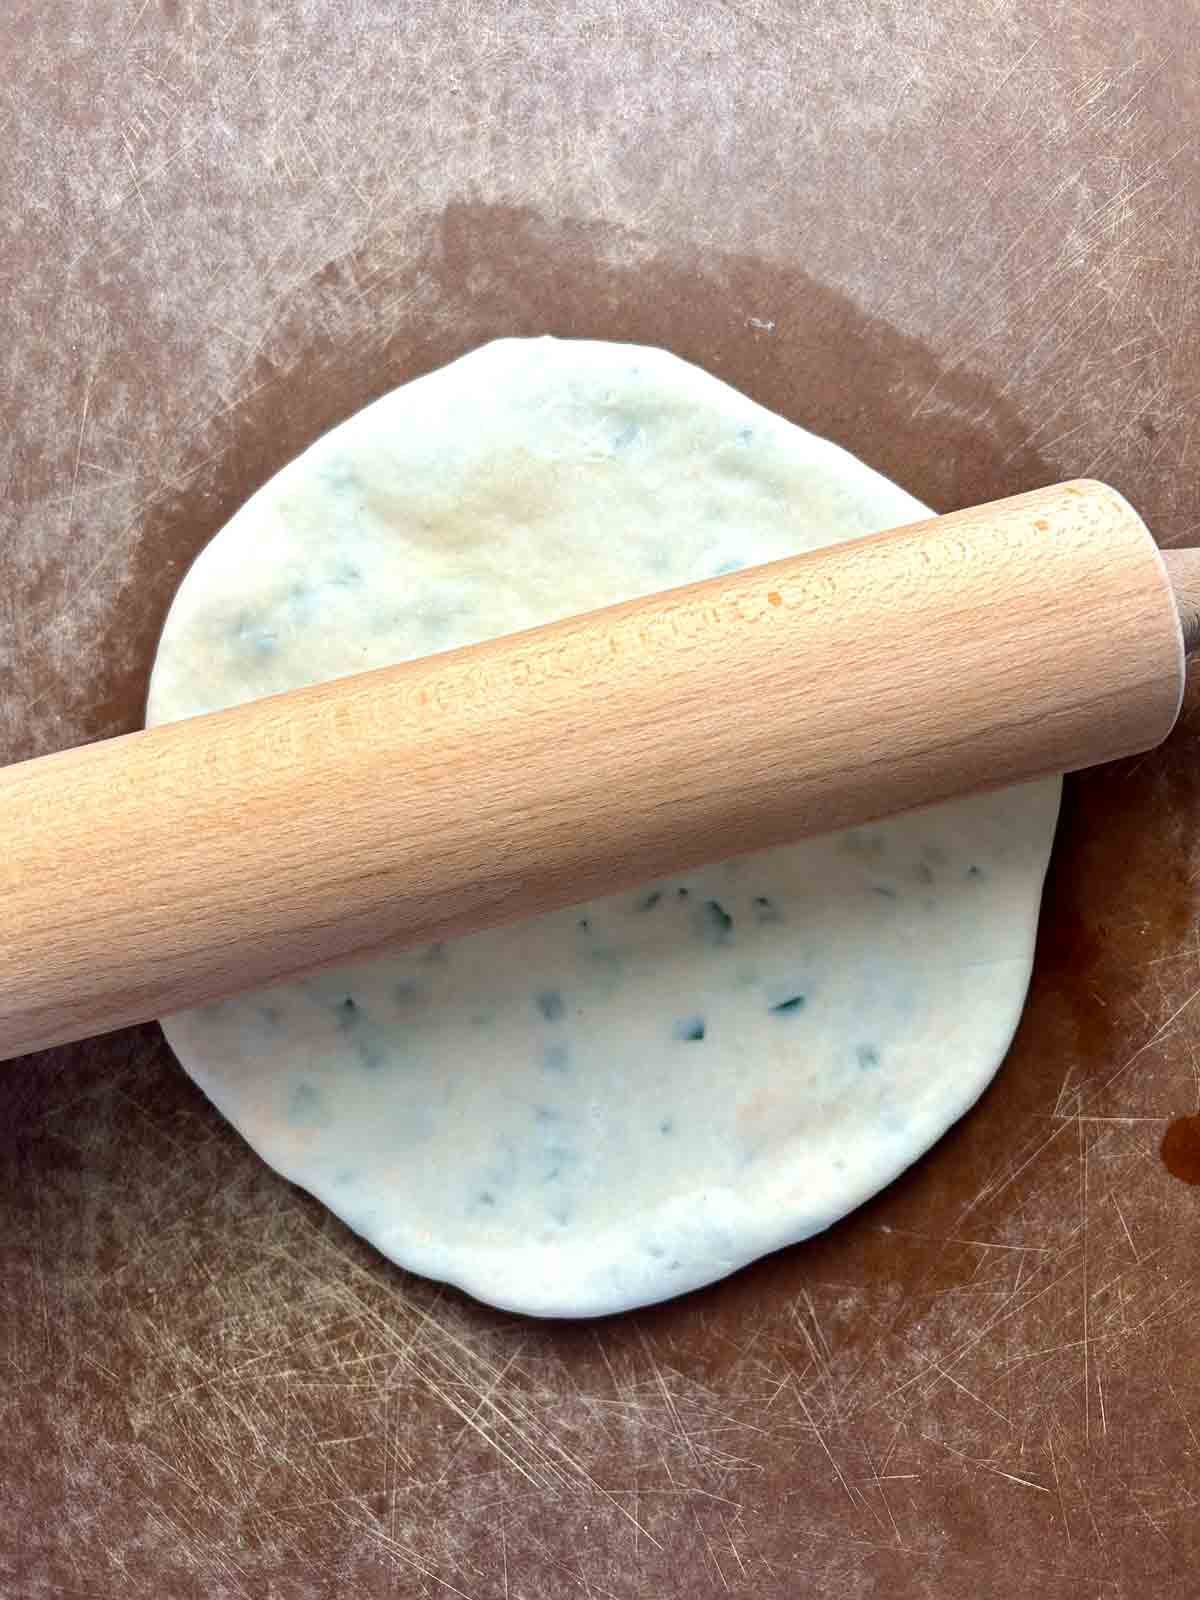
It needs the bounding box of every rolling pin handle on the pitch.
[1163,549,1200,654]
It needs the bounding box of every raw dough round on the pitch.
[148,338,1059,1317]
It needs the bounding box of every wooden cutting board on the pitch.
[3,3,1199,1595]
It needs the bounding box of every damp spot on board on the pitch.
[577,917,592,933]
[752,895,782,925]
[543,1043,570,1074]
[677,887,690,900]
[332,1168,357,1187]
[736,426,754,445]
[712,558,745,576]
[336,996,360,1027]
[673,1016,706,1042]
[872,884,899,900]
[637,889,663,912]
[612,421,641,450]
[536,990,565,1022]
[697,899,733,946]
[966,863,985,881]
[659,1118,675,1135]
[1161,1114,1200,1184]
[330,559,362,587]
[770,994,806,1015]
[395,980,427,1008]
[913,862,935,886]
[857,1044,881,1070]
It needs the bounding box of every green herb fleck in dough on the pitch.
[699,899,734,944]
[543,1044,570,1073]
[536,990,565,1022]
[770,995,806,1015]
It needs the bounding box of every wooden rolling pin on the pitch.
[3,479,1199,1061]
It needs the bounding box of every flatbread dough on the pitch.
[148,338,1059,1317]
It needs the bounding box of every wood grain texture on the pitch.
[4,2,1200,1596]
[0,481,1185,1059]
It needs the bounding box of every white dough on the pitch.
[148,338,1059,1317]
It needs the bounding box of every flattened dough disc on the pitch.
[148,338,1059,1317]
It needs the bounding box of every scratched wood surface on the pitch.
[3,3,1200,1595]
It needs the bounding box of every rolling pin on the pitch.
[4,479,1199,1062]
